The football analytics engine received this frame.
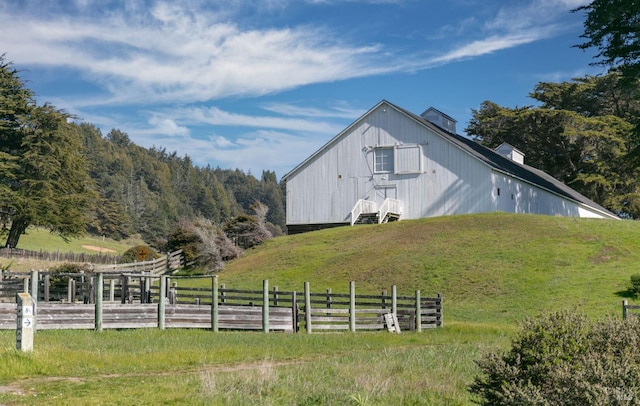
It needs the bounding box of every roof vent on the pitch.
[420,107,457,134]
[495,142,525,165]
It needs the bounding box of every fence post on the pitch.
[350,281,356,333]
[381,289,387,309]
[326,288,332,310]
[170,282,178,304]
[273,286,279,307]
[212,276,218,332]
[44,274,50,302]
[263,279,269,333]
[392,285,397,316]
[69,279,76,303]
[30,270,38,331]
[109,279,115,302]
[144,276,151,303]
[120,274,126,304]
[623,300,628,320]
[158,276,166,330]
[220,284,226,304]
[438,293,443,327]
[304,282,312,333]
[292,291,298,333]
[415,290,422,333]
[95,273,103,332]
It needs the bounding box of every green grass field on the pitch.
[1,228,144,272]
[1,213,639,404]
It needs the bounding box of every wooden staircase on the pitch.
[350,199,402,226]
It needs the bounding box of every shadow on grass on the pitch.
[615,289,636,299]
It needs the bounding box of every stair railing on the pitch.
[350,199,377,226]
[378,198,402,223]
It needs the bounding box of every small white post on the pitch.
[16,293,34,352]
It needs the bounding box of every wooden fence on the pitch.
[0,247,122,265]
[0,251,184,306]
[92,250,184,275]
[622,300,640,319]
[0,274,442,333]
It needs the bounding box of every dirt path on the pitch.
[81,245,117,253]
[0,358,313,397]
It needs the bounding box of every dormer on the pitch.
[495,142,525,165]
[420,107,457,134]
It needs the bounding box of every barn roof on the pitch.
[282,100,619,219]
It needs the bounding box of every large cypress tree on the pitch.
[0,56,94,248]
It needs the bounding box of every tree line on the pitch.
[467,0,640,219]
[1,55,285,250]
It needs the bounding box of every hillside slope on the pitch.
[220,213,640,324]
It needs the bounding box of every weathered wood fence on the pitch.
[622,300,640,319]
[0,273,442,333]
[92,250,184,275]
[0,247,122,265]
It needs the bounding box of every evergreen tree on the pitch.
[0,60,94,247]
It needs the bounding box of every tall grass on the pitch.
[0,323,511,405]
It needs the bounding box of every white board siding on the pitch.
[286,105,495,225]
[285,101,614,227]
[491,172,609,218]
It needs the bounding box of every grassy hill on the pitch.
[1,228,144,272]
[220,213,640,324]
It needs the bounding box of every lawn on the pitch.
[1,213,639,404]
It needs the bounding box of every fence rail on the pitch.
[622,300,640,319]
[92,250,183,275]
[0,247,121,265]
[0,274,442,333]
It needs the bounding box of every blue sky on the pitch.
[0,0,604,178]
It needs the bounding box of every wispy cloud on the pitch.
[426,0,586,66]
[0,2,386,105]
[172,106,345,134]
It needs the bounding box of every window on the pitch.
[374,147,394,173]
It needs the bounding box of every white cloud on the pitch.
[174,106,345,134]
[0,3,385,105]
[261,102,364,119]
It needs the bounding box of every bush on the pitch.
[49,263,93,274]
[121,245,160,263]
[47,263,93,287]
[166,218,242,273]
[630,274,640,298]
[469,310,640,405]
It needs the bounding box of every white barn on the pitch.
[282,100,618,233]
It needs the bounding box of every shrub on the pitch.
[469,310,640,405]
[49,263,93,274]
[167,218,242,273]
[121,245,160,263]
[47,263,93,288]
[630,274,640,298]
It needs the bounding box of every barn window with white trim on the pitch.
[374,147,394,173]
